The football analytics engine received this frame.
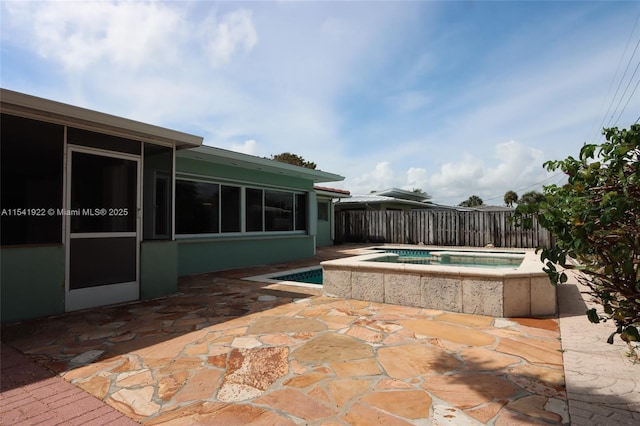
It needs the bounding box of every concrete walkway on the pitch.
[558,271,640,425]
[1,245,639,425]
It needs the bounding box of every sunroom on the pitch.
[0,89,344,323]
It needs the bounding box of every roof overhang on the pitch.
[314,186,351,199]
[0,88,203,149]
[178,145,345,183]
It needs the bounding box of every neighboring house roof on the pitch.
[371,188,431,202]
[179,145,345,183]
[335,187,438,209]
[314,186,351,198]
[0,88,203,149]
[334,194,440,209]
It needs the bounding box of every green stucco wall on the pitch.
[177,235,315,276]
[1,246,65,323]
[140,240,177,299]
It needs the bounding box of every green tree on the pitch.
[518,190,545,205]
[504,190,518,207]
[514,125,640,356]
[270,152,317,169]
[458,195,484,207]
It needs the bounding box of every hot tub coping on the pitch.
[320,248,543,278]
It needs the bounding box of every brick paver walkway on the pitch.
[1,342,136,425]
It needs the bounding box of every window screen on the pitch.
[1,114,64,245]
[175,180,219,234]
[265,190,293,231]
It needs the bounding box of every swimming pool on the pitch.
[243,266,323,288]
[271,268,323,285]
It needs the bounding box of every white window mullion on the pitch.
[240,186,246,233]
[218,185,222,235]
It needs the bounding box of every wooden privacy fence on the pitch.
[334,210,554,248]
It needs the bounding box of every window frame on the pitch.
[175,177,308,238]
[317,201,330,222]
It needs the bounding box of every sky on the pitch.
[2,1,639,206]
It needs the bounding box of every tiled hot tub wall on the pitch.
[321,249,556,317]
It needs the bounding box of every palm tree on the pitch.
[504,190,518,207]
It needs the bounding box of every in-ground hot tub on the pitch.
[321,246,556,317]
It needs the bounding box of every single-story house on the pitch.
[0,89,344,323]
[334,187,457,211]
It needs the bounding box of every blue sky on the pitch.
[2,1,639,205]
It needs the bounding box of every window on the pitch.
[265,190,293,231]
[1,114,64,245]
[176,179,307,235]
[317,201,329,222]
[176,180,219,234]
[154,173,171,237]
[296,194,307,230]
[245,188,263,232]
[143,143,173,240]
[221,185,241,233]
[251,189,306,232]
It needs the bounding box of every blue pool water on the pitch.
[374,248,523,268]
[378,248,435,258]
[272,268,323,285]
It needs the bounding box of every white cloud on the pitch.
[429,154,484,196]
[346,163,430,196]
[4,1,185,70]
[2,2,258,71]
[406,167,429,192]
[428,141,550,204]
[202,9,257,67]
[350,162,400,193]
[230,139,259,155]
[344,140,550,204]
[480,141,546,188]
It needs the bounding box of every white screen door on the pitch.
[65,148,140,311]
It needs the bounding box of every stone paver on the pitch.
[1,244,637,425]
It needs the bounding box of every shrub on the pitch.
[515,124,640,358]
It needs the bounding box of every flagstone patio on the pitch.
[1,245,570,425]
